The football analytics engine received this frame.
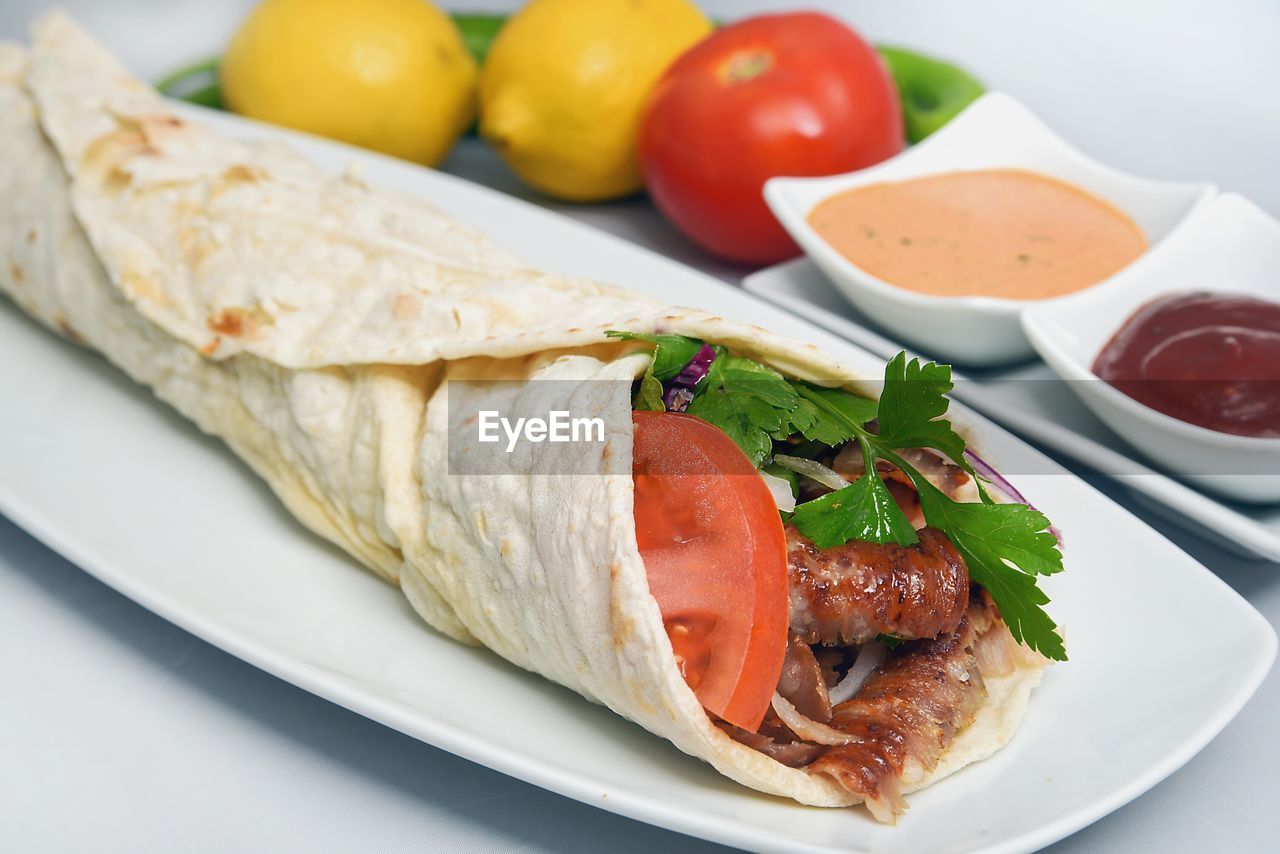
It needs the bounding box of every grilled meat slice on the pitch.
[776,636,834,722]
[716,709,826,768]
[803,594,1025,823]
[786,525,970,646]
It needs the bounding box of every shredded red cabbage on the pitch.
[664,387,696,411]
[663,344,717,411]
[965,449,1064,545]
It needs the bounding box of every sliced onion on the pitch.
[760,470,796,513]
[770,693,863,746]
[772,454,849,492]
[965,449,1064,545]
[828,641,888,705]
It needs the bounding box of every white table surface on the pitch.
[2,1,1278,852]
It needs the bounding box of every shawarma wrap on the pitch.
[0,13,1056,822]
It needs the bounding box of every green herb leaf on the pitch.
[913,476,1065,659]
[968,552,1064,661]
[791,473,920,548]
[789,440,918,548]
[605,331,703,381]
[685,385,773,466]
[793,383,879,446]
[779,397,820,439]
[715,356,798,408]
[876,353,968,461]
[633,371,665,411]
[683,355,800,466]
[913,477,1063,578]
[876,633,905,649]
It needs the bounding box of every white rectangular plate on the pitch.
[744,258,1280,564]
[0,106,1274,854]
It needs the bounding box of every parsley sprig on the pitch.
[606,331,704,411]
[608,334,1066,660]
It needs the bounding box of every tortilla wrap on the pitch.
[0,13,1045,817]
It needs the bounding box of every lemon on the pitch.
[221,0,477,166]
[479,0,711,202]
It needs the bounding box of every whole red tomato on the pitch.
[639,12,904,265]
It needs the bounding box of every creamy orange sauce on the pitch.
[807,168,1147,300]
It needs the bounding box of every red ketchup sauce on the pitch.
[1093,292,1280,438]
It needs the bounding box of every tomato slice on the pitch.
[631,411,788,731]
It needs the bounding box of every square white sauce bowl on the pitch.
[1022,193,1280,503]
[764,92,1213,366]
